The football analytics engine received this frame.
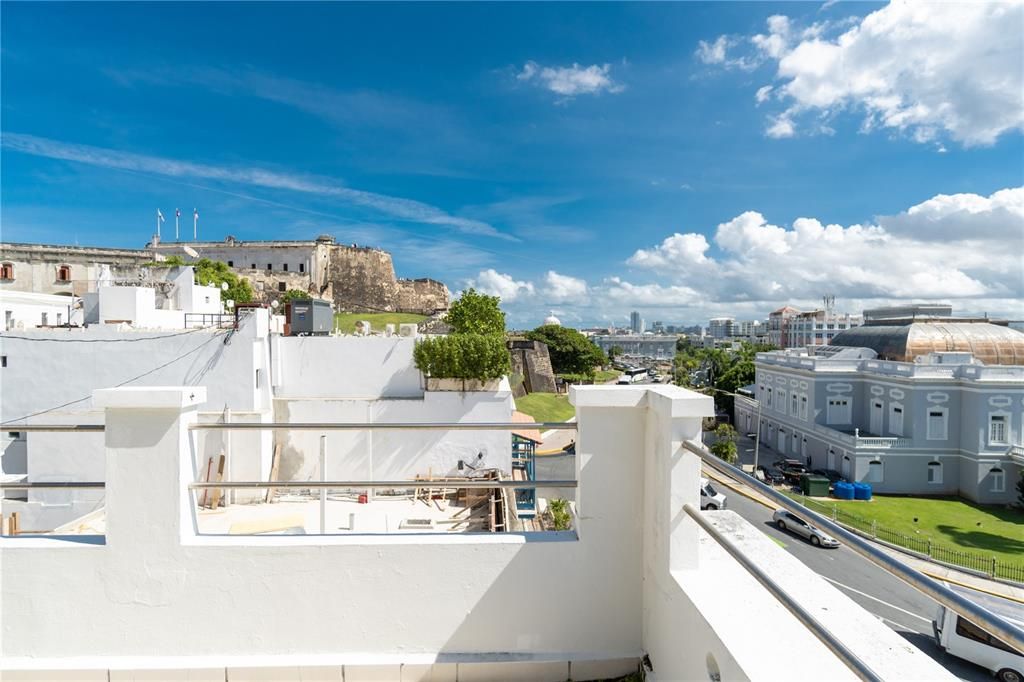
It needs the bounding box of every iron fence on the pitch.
[793,495,1024,584]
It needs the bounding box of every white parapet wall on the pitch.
[0,384,955,681]
[274,385,515,483]
[272,335,423,399]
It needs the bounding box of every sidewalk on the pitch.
[703,464,1024,604]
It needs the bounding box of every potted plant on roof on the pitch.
[414,288,510,392]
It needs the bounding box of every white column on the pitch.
[94,386,207,547]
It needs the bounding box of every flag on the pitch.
[175,208,181,218]
[157,209,165,222]
[193,208,199,219]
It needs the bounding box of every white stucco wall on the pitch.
[0,290,78,330]
[272,336,423,399]
[0,385,954,682]
[274,386,514,483]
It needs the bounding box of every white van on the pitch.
[700,477,728,510]
[932,584,1023,682]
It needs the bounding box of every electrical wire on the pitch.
[1,329,232,426]
[0,326,211,343]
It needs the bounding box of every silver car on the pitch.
[772,509,840,548]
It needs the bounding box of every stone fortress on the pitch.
[0,235,450,315]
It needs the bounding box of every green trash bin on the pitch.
[800,474,830,497]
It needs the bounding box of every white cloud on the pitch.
[544,271,588,302]
[700,2,1024,146]
[493,187,1021,326]
[695,35,759,71]
[880,187,1024,241]
[626,186,1023,304]
[465,269,535,302]
[755,85,774,105]
[765,114,795,138]
[2,133,515,240]
[517,61,624,97]
[696,36,730,65]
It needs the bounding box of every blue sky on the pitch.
[2,2,1022,327]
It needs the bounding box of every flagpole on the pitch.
[175,210,179,241]
[193,209,198,240]
[156,209,161,239]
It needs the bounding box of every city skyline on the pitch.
[2,2,1022,328]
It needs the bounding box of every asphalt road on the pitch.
[721,488,991,681]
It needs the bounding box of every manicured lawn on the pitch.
[790,492,1024,567]
[593,369,621,383]
[515,392,575,423]
[333,312,428,334]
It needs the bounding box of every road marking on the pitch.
[823,576,931,624]
[770,536,787,549]
[878,616,929,635]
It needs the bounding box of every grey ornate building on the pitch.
[735,316,1024,504]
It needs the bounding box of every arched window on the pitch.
[56,264,71,282]
[927,460,942,484]
[989,467,1005,493]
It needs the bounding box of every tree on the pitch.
[193,258,253,304]
[526,325,607,378]
[279,289,310,305]
[708,423,738,463]
[1017,470,1024,510]
[608,345,624,362]
[445,288,505,335]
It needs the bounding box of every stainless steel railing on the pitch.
[189,421,577,431]
[683,439,1024,654]
[190,480,576,491]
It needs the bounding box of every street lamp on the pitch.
[699,386,761,472]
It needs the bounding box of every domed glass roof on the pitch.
[829,321,1024,365]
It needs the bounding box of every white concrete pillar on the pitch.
[93,387,207,548]
[646,388,712,572]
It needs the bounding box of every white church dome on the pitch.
[543,311,561,326]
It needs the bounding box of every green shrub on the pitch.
[548,498,571,530]
[413,333,510,381]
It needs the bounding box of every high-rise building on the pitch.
[708,317,734,339]
[630,311,644,334]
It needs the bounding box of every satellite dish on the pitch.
[221,282,229,291]
[270,300,280,309]
[183,245,199,258]
[225,300,235,309]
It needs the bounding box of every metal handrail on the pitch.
[684,439,1024,653]
[0,425,105,432]
[0,482,104,489]
[1,422,579,433]
[190,479,576,490]
[189,422,578,431]
[682,503,881,681]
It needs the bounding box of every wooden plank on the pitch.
[10,511,19,536]
[200,456,214,508]
[208,454,226,509]
[265,443,282,504]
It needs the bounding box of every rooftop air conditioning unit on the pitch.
[398,323,418,338]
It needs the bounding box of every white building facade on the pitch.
[735,346,1024,504]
